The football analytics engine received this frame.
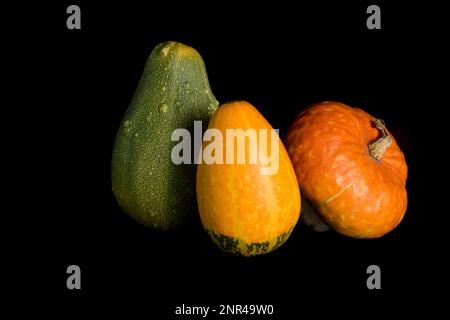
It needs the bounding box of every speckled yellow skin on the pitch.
[112,41,218,230]
[196,101,301,256]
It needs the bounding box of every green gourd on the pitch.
[112,41,218,230]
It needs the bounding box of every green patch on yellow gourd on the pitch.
[206,228,294,256]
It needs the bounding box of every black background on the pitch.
[22,1,443,317]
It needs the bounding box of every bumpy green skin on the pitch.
[112,41,218,230]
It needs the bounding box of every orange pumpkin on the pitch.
[286,102,407,238]
[196,101,301,256]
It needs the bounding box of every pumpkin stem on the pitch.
[368,119,392,160]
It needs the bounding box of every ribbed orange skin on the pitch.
[196,101,300,254]
[286,102,407,238]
